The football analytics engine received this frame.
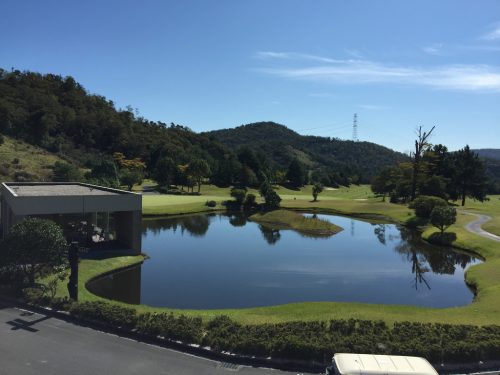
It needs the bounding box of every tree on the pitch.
[2,218,67,284]
[411,126,435,200]
[453,145,488,206]
[153,156,177,187]
[370,167,394,201]
[263,189,281,209]
[410,195,447,219]
[230,187,247,205]
[85,159,120,188]
[244,193,256,207]
[430,206,457,239]
[239,165,258,187]
[312,183,324,202]
[187,159,211,193]
[52,161,82,182]
[259,179,281,209]
[286,158,307,188]
[120,168,143,191]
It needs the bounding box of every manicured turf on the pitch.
[44,186,500,326]
[142,195,226,215]
[460,195,500,237]
[142,184,375,216]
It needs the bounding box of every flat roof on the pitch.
[334,354,438,375]
[5,183,122,197]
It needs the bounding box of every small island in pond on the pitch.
[249,210,343,237]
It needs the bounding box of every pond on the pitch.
[88,212,479,309]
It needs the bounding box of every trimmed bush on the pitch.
[136,312,203,344]
[69,301,137,328]
[230,188,247,205]
[205,200,217,207]
[409,195,447,219]
[201,316,500,363]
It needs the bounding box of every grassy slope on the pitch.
[48,186,500,326]
[0,136,66,182]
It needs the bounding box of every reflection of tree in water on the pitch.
[228,213,248,227]
[394,228,476,290]
[373,224,386,245]
[259,225,281,245]
[142,215,211,237]
[181,215,210,237]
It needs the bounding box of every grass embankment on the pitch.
[44,187,500,326]
[250,209,343,237]
[0,135,68,182]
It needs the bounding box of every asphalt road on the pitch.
[464,213,500,242]
[0,303,317,375]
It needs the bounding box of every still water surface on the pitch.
[89,213,479,309]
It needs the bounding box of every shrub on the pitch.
[69,301,137,328]
[14,170,34,182]
[22,286,50,305]
[136,312,203,343]
[230,188,247,205]
[2,218,67,284]
[244,193,256,207]
[205,200,217,207]
[409,195,447,219]
[0,134,4,145]
[52,161,82,182]
[0,165,9,176]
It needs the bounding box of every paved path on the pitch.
[464,213,500,242]
[0,303,316,375]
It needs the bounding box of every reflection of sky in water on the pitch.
[95,213,479,309]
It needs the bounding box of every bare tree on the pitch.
[411,126,435,200]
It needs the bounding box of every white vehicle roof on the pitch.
[333,353,438,375]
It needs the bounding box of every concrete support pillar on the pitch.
[115,210,142,254]
[104,212,110,241]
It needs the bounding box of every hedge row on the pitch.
[67,302,500,363]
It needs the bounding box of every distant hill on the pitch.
[206,122,409,182]
[0,69,229,178]
[474,149,500,161]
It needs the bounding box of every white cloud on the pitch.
[422,43,443,55]
[308,92,336,99]
[344,49,363,58]
[481,24,500,40]
[255,51,342,64]
[257,52,500,92]
[358,104,387,111]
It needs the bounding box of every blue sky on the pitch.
[1,0,499,152]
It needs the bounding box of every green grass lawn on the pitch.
[42,186,500,326]
[459,195,500,237]
[142,184,375,216]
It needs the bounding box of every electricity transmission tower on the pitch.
[352,113,358,142]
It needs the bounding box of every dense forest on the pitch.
[0,69,497,191]
[206,122,409,184]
